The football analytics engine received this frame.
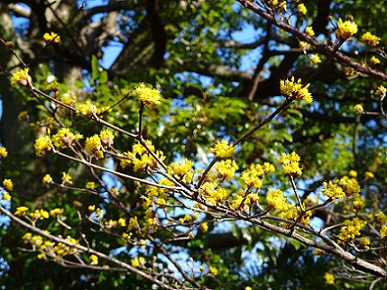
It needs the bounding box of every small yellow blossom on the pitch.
[354,104,364,114]
[43,32,60,43]
[335,18,358,40]
[118,218,126,227]
[34,136,53,156]
[370,56,381,65]
[299,41,310,50]
[309,54,321,64]
[42,174,53,184]
[76,101,97,117]
[266,189,289,211]
[338,217,365,241]
[2,192,11,201]
[210,140,235,158]
[325,272,335,285]
[61,172,73,184]
[338,176,360,197]
[380,225,387,239]
[18,111,28,121]
[280,77,313,103]
[375,211,386,224]
[31,235,43,246]
[131,256,146,267]
[305,26,315,37]
[15,206,29,216]
[297,3,307,15]
[89,254,99,265]
[10,68,32,87]
[245,287,252,290]
[50,208,63,217]
[88,205,96,212]
[0,147,8,158]
[84,135,104,159]
[99,130,114,148]
[52,128,83,149]
[348,170,357,177]
[279,151,302,175]
[60,93,77,105]
[209,265,218,275]
[22,233,32,241]
[360,237,371,249]
[375,85,387,98]
[361,32,380,46]
[200,222,209,232]
[321,180,345,199]
[314,248,324,258]
[2,179,14,191]
[86,182,95,190]
[216,159,238,181]
[167,158,194,178]
[135,83,162,105]
[365,171,374,179]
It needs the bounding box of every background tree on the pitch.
[0,0,386,289]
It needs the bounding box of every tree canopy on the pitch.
[0,0,387,289]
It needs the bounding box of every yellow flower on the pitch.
[360,237,371,249]
[15,206,29,216]
[210,140,235,158]
[354,104,364,114]
[279,151,302,175]
[86,182,95,190]
[348,170,357,177]
[135,83,162,105]
[279,77,313,103]
[380,225,387,239]
[375,211,386,224]
[309,54,321,64]
[305,26,315,37]
[17,111,28,121]
[216,159,238,181]
[88,205,96,212]
[99,130,114,148]
[335,18,358,40]
[0,146,8,158]
[10,68,32,87]
[337,217,365,241]
[34,136,53,156]
[76,101,97,117]
[266,189,289,211]
[52,128,83,149]
[50,208,63,217]
[42,174,53,184]
[324,272,335,285]
[297,3,307,15]
[118,218,126,227]
[338,176,360,197]
[209,265,218,275]
[2,192,11,200]
[167,158,194,178]
[43,32,60,43]
[2,179,14,191]
[200,222,209,232]
[299,41,310,50]
[60,93,77,105]
[365,171,374,179]
[85,135,104,159]
[375,85,387,98]
[321,180,345,199]
[361,32,380,46]
[89,254,98,265]
[131,257,145,268]
[370,56,381,65]
[62,172,73,184]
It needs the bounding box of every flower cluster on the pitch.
[10,68,32,87]
[279,77,313,103]
[297,3,307,15]
[135,83,162,105]
[241,162,275,188]
[337,217,365,241]
[43,32,60,43]
[335,18,358,40]
[279,151,302,175]
[361,32,381,46]
[0,146,8,158]
[210,140,235,158]
[52,128,83,149]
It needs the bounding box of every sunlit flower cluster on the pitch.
[279,151,302,175]
[325,272,335,285]
[2,179,14,191]
[266,188,289,211]
[370,56,380,65]
[210,140,235,158]
[297,3,307,15]
[375,85,386,98]
[10,68,32,87]
[361,32,380,46]
[335,18,358,40]
[354,104,364,114]
[337,217,365,241]
[241,162,274,188]
[76,101,97,117]
[0,146,8,158]
[52,128,83,149]
[167,158,194,182]
[216,159,238,181]
[305,26,315,37]
[34,136,53,156]
[135,83,162,105]
[309,54,321,64]
[279,77,313,103]
[43,32,60,43]
[85,135,104,159]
